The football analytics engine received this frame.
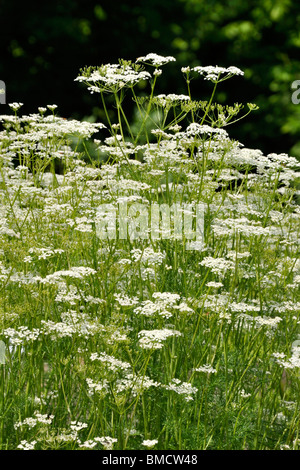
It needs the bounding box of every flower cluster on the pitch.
[191,65,244,82]
[75,62,152,93]
[136,53,176,67]
[164,378,198,402]
[14,412,54,429]
[137,328,182,350]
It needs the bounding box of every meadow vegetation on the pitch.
[0,54,299,450]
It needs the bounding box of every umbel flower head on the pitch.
[75,60,151,94]
[191,65,244,83]
[8,102,23,111]
[142,439,158,448]
[136,53,176,67]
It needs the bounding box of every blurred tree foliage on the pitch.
[1,0,300,157]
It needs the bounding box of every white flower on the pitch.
[152,292,181,304]
[136,53,176,66]
[134,300,170,318]
[272,352,286,359]
[130,247,165,265]
[186,123,228,138]
[193,365,217,374]
[75,62,151,93]
[70,421,88,433]
[43,266,97,283]
[79,440,98,449]
[240,389,251,398]
[14,418,37,430]
[192,65,244,82]
[8,102,23,111]
[47,104,58,111]
[275,412,288,423]
[138,328,182,350]
[17,440,37,450]
[199,256,235,276]
[142,439,158,448]
[275,346,300,370]
[254,316,282,329]
[90,352,131,372]
[164,378,198,402]
[206,281,224,288]
[79,436,118,449]
[115,373,160,396]
[14,412,54,429]
[153,94,191,108]
[94,436,118,449]
[3,326,41,345]
[86,378,110,396]
[114,293,139,307]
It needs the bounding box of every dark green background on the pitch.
[1,0,300,158]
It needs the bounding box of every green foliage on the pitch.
[1,0,300,158]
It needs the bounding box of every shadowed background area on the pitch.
[1,0,300,158]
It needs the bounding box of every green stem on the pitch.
[200,80,218,125]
